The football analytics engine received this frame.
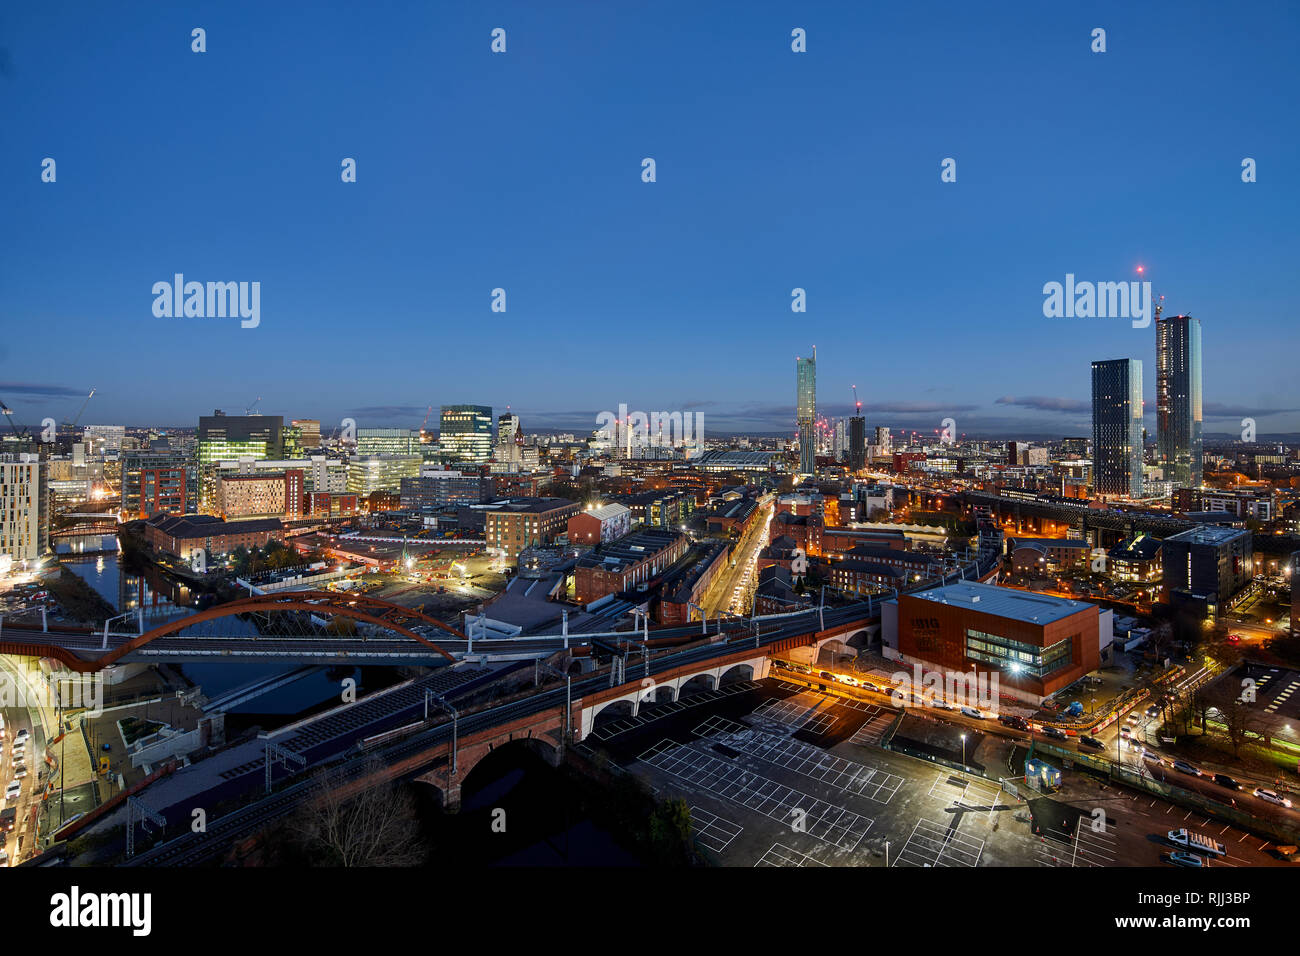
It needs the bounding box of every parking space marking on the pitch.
[752,697,832,732]
[714,729,903,803]
[849,712,895,747]
[638,740,873,850]
[894,819,984,867]
[927,771,1002,817]
[689,805,743,854]
[693,714,747,737]
[755,843,827,867]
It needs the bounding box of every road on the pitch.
[700,497,774,617]
[0,656,49,867]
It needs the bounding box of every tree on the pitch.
[648,798,693,864]
[285,760,427,866]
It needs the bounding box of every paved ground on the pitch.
[585,677,1293,868]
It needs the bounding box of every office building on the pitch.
[1162,524,1252,610]
[1091,358,1143,498]
[1156,313,1203,489]
[399,470,494,512]
[440,405,493,464]
[355,428,420,457]
[291,419,321,449]
[197,411,284,463]
[81,425,126,456]
[345,455,422,498]
[796,350,816,474]
[848,415,866,471]
[883,581,1108,704]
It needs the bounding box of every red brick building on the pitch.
[144,514,284,562]
[573,529,688,605]
[890,582,1102,702]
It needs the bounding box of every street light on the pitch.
[960,733,967,766]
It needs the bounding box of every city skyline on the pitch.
[4,2,1298,435]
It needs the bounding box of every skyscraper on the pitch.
[1156,313,1203,489]
[497,412,521,448]
[796,349,816,474]
[1091,359,1144,498]
[440,405,493,463]
[848,415,866,471]
[196,411,283,463]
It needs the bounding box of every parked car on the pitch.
[1168,851,1205,868]
[3,781,19,802]
[1172,760,1203,777]
[1253,788,1294,809]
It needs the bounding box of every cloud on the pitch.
[994,395,1089,413]
[1202,402,1300,420]
[0,381,86,398]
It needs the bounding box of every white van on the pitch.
[1167,828,1226,857]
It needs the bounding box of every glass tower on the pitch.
[1091,359,1144,498]
[1156,313,1203,489]
[439,405,493,463]
[796,349,816,474]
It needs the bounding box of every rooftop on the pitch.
[1165,524,1252,546]
[486,497,577,514]
[906,581,1094,625]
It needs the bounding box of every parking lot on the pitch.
[589,677,1296,867]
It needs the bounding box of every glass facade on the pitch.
[796,351,816,474]
[1156,314,1203,489]
[1091,358,1143,497]
[439,405,493,463]
[965,628,1074,678]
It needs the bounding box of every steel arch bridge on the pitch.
[2,590,465,672]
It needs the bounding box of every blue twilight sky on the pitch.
[2,1,1298,439]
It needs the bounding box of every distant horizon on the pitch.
[62,419,1300,446]
[5,2,1298,437]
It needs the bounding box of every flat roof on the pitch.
[906,581,1094,625]
[1166,524,1251,545]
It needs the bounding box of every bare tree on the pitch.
[1202,682,1261,759]
[286,759,427,866]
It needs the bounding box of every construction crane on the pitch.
[418,404,433,440]
[245,396,262,415]
[0,398,33,442]
[63,386,96,428]
[851,385,861,414]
